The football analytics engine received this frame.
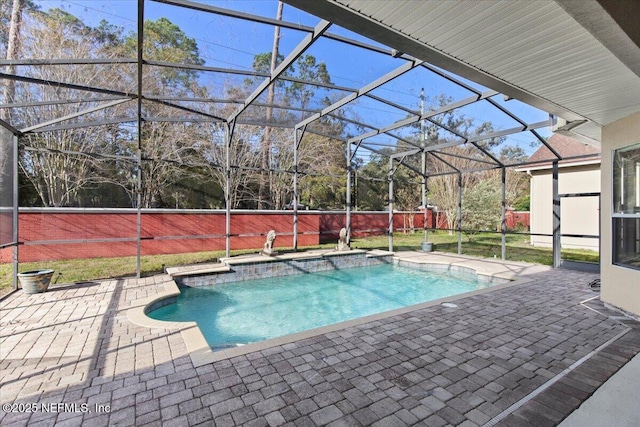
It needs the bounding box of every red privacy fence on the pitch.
[0,208,528,262]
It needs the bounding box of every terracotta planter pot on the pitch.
[17,269,55,294]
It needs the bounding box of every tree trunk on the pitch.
[2,0,23,123]
[259,1,284,209]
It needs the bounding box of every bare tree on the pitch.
[201,122,261,209]
[427,148,481,233]
[298,132,347,209]
[395,183,421,233]
[418,95,506,232]
[16,9,132,206]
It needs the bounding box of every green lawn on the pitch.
[350,231,599,266]
[0,245,332,292]
[0,231,599,293]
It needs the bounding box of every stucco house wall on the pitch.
[528,162,600,252]
[601,111,640,318]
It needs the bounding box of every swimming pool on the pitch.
[149,264,494,349]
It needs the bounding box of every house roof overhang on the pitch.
[514,158,601,174]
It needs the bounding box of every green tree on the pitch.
[356,151,390,211]
[93,19,124,48]
[513,194,530,211]
[462,175,508,237]
[251,53,286,81]
[124,17,203,89]
[286,54,332,116]
[298,133,347,209]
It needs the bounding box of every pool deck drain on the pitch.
[1,252,639,426]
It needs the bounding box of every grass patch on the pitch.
[350,230,599,265]
[0,244,335,292]
[1,232,598,292]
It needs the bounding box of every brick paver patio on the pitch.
[1,262,639,426]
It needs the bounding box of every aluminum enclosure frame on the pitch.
[0,0,596,282]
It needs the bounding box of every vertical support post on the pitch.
[552,160,561,268]
[12,134,18,290]
[388,158,394,252]
[136,150,142,278]
[346,141,352,245]
[135,0,144,279]
[598,193,602,269]
[422,150,428,243]
[293,128,298,251]
[420,88,428,244]
[225,121,234,258]
[293,127,304,251]
[457,173,462,255]
[501,166,506,260]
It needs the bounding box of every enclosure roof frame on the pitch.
[0,0,585,173]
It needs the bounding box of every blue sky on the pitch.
[36,0,552,157]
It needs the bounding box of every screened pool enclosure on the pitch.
[0,0,601,288]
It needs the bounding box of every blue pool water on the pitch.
[149,264,493,349]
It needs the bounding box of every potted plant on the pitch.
[420,240,433,252]
[421,206,434,252]
[17,269,55,294]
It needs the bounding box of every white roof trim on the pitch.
[515,158,601,173]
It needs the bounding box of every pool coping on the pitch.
[127,252,546,366]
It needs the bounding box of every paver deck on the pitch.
[1,253,639,426]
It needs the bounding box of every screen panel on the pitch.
[0,126,15,247]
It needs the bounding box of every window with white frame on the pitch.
[612,142,640,269]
